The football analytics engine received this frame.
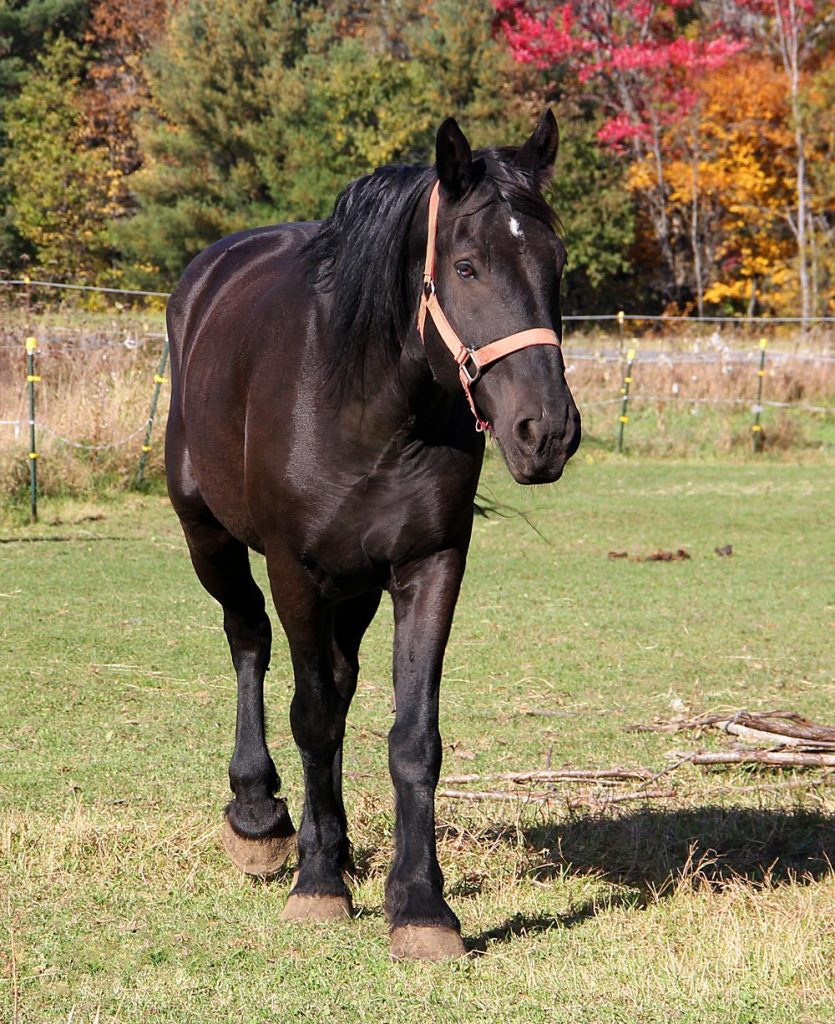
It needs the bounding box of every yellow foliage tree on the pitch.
[628,57,809,315]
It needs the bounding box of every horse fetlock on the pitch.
[384,881,460,933]
[225,789,289,835]
[292,854,353,901]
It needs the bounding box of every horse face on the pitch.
[431,112,581,484]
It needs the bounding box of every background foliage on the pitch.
[0,0,832,315]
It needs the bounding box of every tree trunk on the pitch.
[690,155,704,317]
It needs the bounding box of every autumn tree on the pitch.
[0,36,117,280]
[722,0,835,318]
[658,57,798,314]
[84,0,167,179]
[495,0,744,304]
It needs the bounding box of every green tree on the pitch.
[0,35,115,280]
[117,0,308,280]
[0,0,89,106]
[267,35,435,219]
[548,112,636,314]
[0,0,91,263]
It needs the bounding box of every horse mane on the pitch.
[302,148,558,399]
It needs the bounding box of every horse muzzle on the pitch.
[499,402,581,484]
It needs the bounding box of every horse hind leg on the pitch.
[176,503,296,877]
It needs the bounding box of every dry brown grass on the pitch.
[0,301,168,497]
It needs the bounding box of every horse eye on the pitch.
[455,261,476,280]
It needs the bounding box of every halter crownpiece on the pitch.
[416,180,560,431]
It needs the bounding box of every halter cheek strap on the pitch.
[416,181,560,431]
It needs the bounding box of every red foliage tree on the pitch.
[495,0,744,302]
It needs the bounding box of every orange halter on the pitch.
[416,181,560,431]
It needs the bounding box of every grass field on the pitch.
[1,453,834,1023]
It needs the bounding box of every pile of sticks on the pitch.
[437,711,835,811]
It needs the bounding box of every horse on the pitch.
[165,109,581,961]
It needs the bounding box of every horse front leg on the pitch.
[386,549,468,961]
[267,553,364,922]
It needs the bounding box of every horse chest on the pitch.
[279,450,479,590]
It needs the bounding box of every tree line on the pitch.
[0,0,832,316]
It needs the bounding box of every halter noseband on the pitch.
[416,181,560,432]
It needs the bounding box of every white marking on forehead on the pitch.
[508,216,524,239]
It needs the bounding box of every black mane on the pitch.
[303,149,558,398]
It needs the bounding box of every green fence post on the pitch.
[617,347,635,453]
[134,337,170,489]
[25,336,39,521]
[752,337,767,453]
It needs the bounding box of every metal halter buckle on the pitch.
[459,349,481,384]
[423,279,435,299]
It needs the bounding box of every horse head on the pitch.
[418,110,581,484]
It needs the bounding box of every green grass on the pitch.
[2,454,834,1023]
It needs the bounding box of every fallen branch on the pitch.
[682,750,835,769]
[717,712,835,749]
[441,768,654,785]
[627,708,835,742]
[516,706,566,718]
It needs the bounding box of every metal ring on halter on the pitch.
[459,351,480,384]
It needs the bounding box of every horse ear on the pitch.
[435,117,473,199]
[515,109,559,189]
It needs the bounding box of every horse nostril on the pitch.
[513,414,549,456]
[513,417,536,449]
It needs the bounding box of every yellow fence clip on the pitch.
[141,444,152,452]
[617,310,625,326]
[153,374,167,385]
[26,374,41,382]
[25,336,37,352]
[752,424,763,432]
[619,415,629,424]
[627,348,636,361]
[759,337,767,350]
[28,451,38,459]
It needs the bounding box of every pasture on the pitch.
[1,453,834,1023]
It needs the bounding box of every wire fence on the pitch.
[2,278,833,520]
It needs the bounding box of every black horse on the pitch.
[165,111,580,960]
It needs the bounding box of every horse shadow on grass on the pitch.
[451,804,835,952]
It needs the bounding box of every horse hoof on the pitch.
[390,926,467,961]
[221,818,296,878]
[280,893,353,922]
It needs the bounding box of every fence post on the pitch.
[752,337,767,453]
[25,336,39,521]
[617,347,635,453]
[134,337,170,489]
